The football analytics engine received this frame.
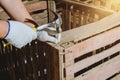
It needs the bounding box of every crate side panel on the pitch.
[75,54,120,80]
[64,26,120,63]
[65,42,120,77]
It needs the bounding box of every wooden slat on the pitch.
[65,43,120,77]
[37,41,46,80]
[63,25,120,63]
[111,74,120,80]
[60,12,120,44]
[32,10,47,25]
[26,1,47,13]
[60,0,113,31]
[75,54,120,80]
[31,10,47,19]
[64,0,113,16]
[45,43,60,80]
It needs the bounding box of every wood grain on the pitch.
[75,54,120,80]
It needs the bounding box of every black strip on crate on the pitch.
[30,9,46,15]
[106,73,119,80]
[75,39,120,62]
[74,52,120,77]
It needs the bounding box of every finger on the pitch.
[47,35,60,44]
[37,23,51,31]
[45,27,56,31]
[56,26,62,33]
[55,33,61,42]
[55,14,62,25]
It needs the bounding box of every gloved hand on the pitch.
[37,27,61,44]
[37,14,62,44]
[4,20,37,48]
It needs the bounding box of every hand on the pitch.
[37,13,62,44]
[37,27,61,44]
[4,20,37,48]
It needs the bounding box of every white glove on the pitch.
[4,20,37,48]
[37,14,62,43]
[37,27,61,44]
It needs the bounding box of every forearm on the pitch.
[0,20,8,38]
[0,0,36,28]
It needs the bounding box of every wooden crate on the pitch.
[1,0,120,80]
[43,12,120,80]
[42,1,120,80]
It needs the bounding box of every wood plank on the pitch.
[37,41,47,80]
[60,12,120,44]
[65,43,120,77]
[64,25,120,63]
[59,53,65,80]
[60,0,113,30]
[64,0,114,15]
[111,74,120,80]
[75,54,120,80]
[26,1,47,13]
[45,43,60,80]
[31,10,47,19]
[32,10,47,25]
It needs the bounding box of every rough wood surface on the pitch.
[75,54,120,80]
[63,25,120,63]
[44,43,60,80]
[45,1,120,80]
[26,1,47,13]
[60,0,113,31]
[65,43,120,77]
[111,74,120,80]
[60,12,120,44]
[0,1,53,80]
[1,1,120,80]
